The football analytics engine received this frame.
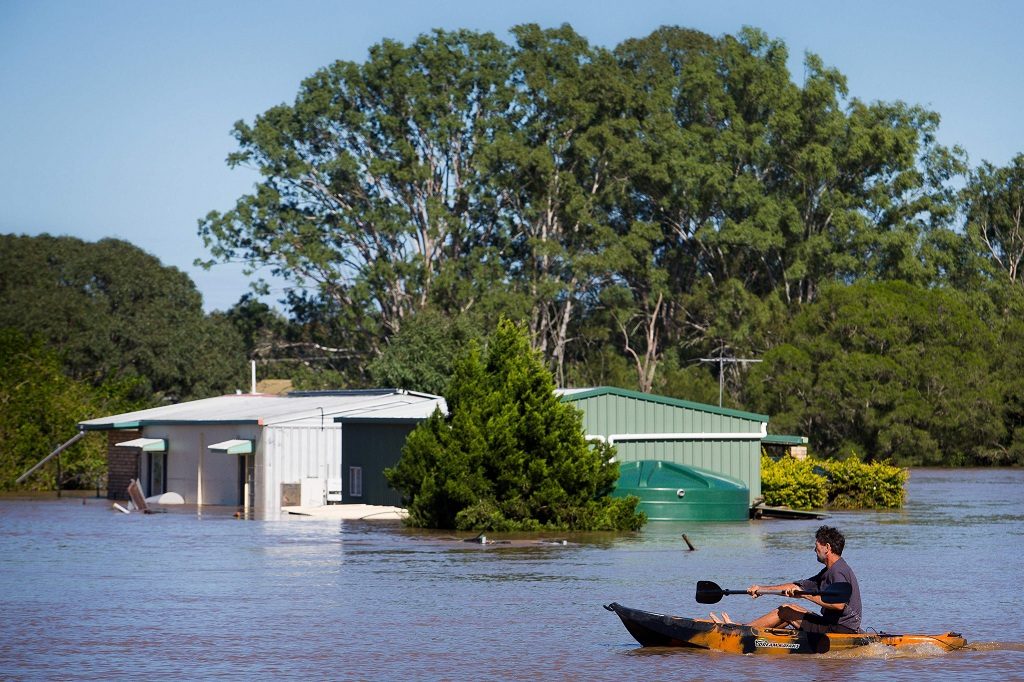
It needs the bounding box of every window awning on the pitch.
[115,437,167,452]
[207,439,253,455]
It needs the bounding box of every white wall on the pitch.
[144,424,259,505]
[257,425,342,515]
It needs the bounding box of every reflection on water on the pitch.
[1,468,1023,681]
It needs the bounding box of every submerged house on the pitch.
[81,383,787,521]
[80,389,445,514]
[557,387,770,521]
[558,387,768,502]
[343,386,772,521]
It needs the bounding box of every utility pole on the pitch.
[699,350,762,407]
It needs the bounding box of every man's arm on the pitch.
[746,582,800,598]
[801,594,847,611]
[746,582,847,610]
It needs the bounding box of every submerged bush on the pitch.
[760,453,908,509]
[760,455,829,509]
[819,455,908,509]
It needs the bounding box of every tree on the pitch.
[369,309,485,395]
[592,26,959,394]
[199,23,971,401]
[0,234,247,402]
[962,154,1024,287]
[0,329,140,490]
[745,281,1004,464]
[481,24,635,383]
[385,319,644,530]
[199,29,515,362]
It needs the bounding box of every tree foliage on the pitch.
[760,454,907,510]
[0,330,140,490]
[384,319,644,530]
[369,309,485,395]
[746,282,1007,464]
[0,234,247,402]
[194,23,1023,467]
[962,153,1024,287]
[201,25,957,385]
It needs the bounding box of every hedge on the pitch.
[761,454,907,510]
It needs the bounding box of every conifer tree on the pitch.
[385,319,644,530]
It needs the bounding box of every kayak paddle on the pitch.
[695,580,852,604]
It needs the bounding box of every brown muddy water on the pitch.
[1,468,1022,680]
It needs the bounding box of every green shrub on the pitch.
[760,453,908,510]
[820,455,908,509]
[760,455,829,509]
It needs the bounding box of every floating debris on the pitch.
[463,533,510,545]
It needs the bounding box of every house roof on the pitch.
[555,386,769,422]
[79,389,446,430]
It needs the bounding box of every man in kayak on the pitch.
[732,525,862,633]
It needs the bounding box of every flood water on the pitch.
[1,468,1022,680]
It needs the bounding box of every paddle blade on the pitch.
[819,581,853,604]
[695,580,723,604]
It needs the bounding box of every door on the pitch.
[145,452,167,497]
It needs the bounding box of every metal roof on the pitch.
[79,390,446,430]
[762,434,809,445]
[555,386,769,422]
[334,398,447,423]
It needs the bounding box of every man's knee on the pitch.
[779,604,808,623]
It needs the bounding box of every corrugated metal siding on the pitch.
[572,394,762,436]
[567,393,763,503]
[341,423,414,506]
[258,425,342,514]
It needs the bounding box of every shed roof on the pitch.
[556,386,769,422]
[79,389,445,430]
[762,434,809,446]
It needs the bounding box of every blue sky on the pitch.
[3,0,1022,312]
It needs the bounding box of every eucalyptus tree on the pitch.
[961,153,1024,287]
[601,27,961,396]
[480,24,636,384]
[199,30,515,359]
[604,27,799,393]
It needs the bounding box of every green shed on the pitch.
[334,393,447,507]
[558,387,768,505]
[337,419,418,506]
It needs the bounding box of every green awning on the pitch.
[207,439,253,455]
[115,437,167,452]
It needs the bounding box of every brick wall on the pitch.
[106,430,141,500]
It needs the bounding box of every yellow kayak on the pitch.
[604,603,967,655]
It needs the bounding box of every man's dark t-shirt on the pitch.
[795,556,862,633]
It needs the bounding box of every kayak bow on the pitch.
[604,603,967,655]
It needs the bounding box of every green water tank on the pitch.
[612,460,750,521]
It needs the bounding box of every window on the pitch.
[349,466,363,498]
